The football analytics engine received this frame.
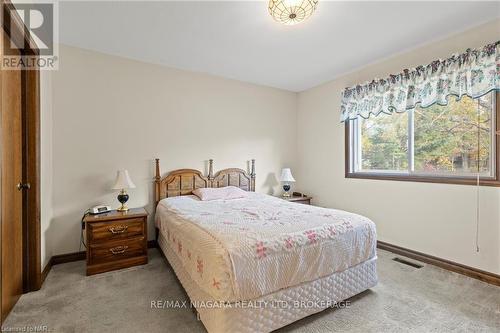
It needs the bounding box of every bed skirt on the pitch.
[158,234,377,333]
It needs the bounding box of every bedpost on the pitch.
[155,158,161,204]
[208,159,214,181]
[154,158,161,242]
[250,159,256,192]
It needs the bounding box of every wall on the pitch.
[296,20,500,274]
[40,70,53,269]
[50,45,297,255]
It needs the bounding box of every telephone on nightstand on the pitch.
[89,205,111,215]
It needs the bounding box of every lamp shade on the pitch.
[280,168,296,182]
[112,170,136,190]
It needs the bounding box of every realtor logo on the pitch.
[2,1,58,70]
[12,3,54,55]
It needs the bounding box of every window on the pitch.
[346,92,500,186]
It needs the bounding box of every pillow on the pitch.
[192,186,248,201]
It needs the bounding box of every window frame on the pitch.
[345,92,500,186]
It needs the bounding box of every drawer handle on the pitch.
[109,245,128,254]
[108,225,128,234]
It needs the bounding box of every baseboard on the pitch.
[51,251,86,265]
[40,251,86,285]
[40,240,159,286]
[41,258,52,285]
[377,241,500,287]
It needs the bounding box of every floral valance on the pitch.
[340,41,500,122]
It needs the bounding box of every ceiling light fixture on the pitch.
[268,0,318,26]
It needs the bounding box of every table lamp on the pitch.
[112,170,136,212]
[280,168,295,197]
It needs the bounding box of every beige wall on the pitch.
[49,45,297,255]
[41,70,54,269]
[296,20,500,274]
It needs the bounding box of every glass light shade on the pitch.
[112,170,136,190]
[268,0,319,26]
[280,168,296,182]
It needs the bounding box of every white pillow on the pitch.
[192,186,248,201]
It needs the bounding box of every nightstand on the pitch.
[83,207,148,275]
[282,196,312,205]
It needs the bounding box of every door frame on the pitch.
[2,0,41,292]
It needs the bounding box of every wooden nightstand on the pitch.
[83,207,148,276]
[282,196,312,205]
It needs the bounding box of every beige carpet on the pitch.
[3,249,499,333]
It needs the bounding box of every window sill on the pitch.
[345,172,500,187]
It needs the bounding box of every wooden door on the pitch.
[0,27,23,322]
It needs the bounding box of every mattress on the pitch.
[155,192,377,303]
[159,234,378,333]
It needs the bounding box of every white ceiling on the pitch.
[59,1,500,92]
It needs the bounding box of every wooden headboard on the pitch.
[154,158,255,204]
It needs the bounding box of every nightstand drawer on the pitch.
[88,218,144,242]
[89,237,146,264]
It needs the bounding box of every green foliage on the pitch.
[359,93,493,174]
[361,112,408,171]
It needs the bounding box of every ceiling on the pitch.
[59,1,500,92]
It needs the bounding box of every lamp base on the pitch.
[282,184,291,197]
[117,204,129,212]
[117,190,130,212]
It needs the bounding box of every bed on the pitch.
[154,159,377,333]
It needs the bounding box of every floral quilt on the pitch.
[155,192,377,302]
